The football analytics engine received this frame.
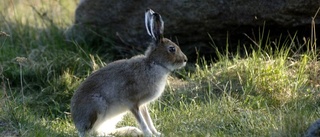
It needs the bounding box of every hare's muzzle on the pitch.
[178,53,188,68]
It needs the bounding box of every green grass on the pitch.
[1,0,320,136]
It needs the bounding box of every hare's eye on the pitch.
[168,46,176,53]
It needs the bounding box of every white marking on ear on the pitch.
[145,9,154,37]
[158,15,164,35]
[145,9,165,42]
[150,16,156,40]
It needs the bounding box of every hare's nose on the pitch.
[184,55,188,62]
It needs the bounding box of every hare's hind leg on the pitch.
[94,112,126,136]
[130,105,153,137]
[72,107,98,137]
[140,106,162,136]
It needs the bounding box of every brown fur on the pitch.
[71,9,187,137]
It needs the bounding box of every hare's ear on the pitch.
[145,9,164,43]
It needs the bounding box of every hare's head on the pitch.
[144,9,187,71]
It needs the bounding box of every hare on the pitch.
[70,9,187,137]
[305,119,320,137]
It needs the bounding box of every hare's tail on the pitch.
[305,119,320,137]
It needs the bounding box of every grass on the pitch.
[1,0,320,136]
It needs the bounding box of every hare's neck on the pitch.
[152,61,172,72]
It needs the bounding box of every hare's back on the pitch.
[81,56,146,90]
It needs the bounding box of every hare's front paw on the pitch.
[143,129,153,137]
